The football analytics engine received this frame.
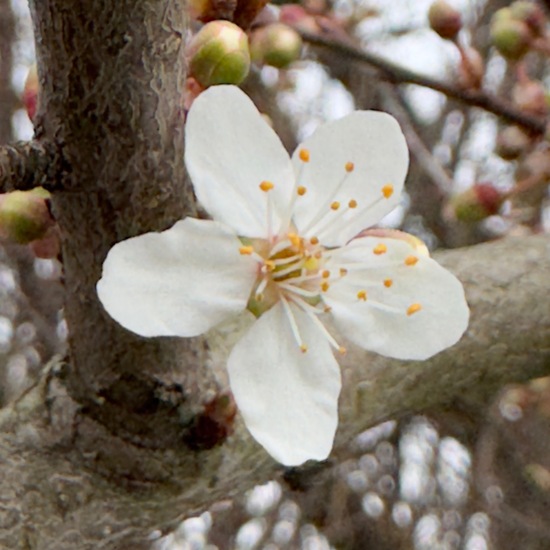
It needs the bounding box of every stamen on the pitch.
[384,278,393,288]
[339,346,347,355]
[299,148,310,162]
[324,306,332,313]
[405,255,419,266]
[407,303,422,316]
[278,283,319,298]
[255,276,269,297]
[269,238,292,257]
[271,253,302,267]
[297,186,307,196]
[239,246,254,255]
[260,180,274,192]
[322,270,330,278]
[300,345,308,353]
[330,201,340,211]
[382,184,394,198]
[321,281,330,292]
[348,199,358,209]
[373,243,387,255]
[272,260,306,279]
[310,236,319,245]
[345,162,355,172]
[281,297,307,350]
[339,268,348,277]
[357,290,367,301]
[262,260,275,272]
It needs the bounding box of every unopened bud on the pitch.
[187,21,250,87]
[510,1,546,37]
[30,226,60,259]
[490,11,533,60]
[251,23,302,69]
[23,64,39,122]
[496,125,532,160]
[428,0,462,41]
[512,79,548,115]
[0,189,54,244]
[451,183,504,222]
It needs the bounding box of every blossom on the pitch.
[97,85,469,466]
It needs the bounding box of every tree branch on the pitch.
[0,234,548,549]
[0,140,62,192]
[299,30,547,134]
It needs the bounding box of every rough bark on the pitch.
[0,235,548,549]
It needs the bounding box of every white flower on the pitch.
[97,86,469,466]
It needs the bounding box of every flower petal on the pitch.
[323,237,469,360]
[291,111,409,247]
[97,218,257,337]
[227,301,341,465]
[185,86,295,239]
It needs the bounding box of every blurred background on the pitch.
[1,0,549,549]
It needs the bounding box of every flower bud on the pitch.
[250,23,302,69]
[428,1,462,41]
[23,64,39,122]
[512,79,548,115]
[510,1,546,37]
[451,183,504,222]
[496,125,532,160]
[0,189,54,244]
[490,11,533,60]
[187,21,251,87]
[30,226,60,259]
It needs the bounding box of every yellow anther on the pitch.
[314,251,322,259]
[239,246,254,255]
[310,236,319,245]
[259,180,274,192]
[384,278,393,288]
[382,184,394,199]
[339,268,348,276]
[407,303,422,316]
[324,306,332,313]
[263,260,275,272]
[348,199,358,209]
[331,201,340,211]
[288,232,302,248]
[373,243,387,255]
[345,162,355,173]
[338,346,347,355]
[299,148,310,162]
[405,255,419,266]
[300,344,308,353]
[322,270,330,278]
[357,290,367,301]
[321,281,330,292]
[297,186,307,196]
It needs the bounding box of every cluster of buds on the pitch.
[0,188,59,258]
[450,183,505,223]
[186,1,304,93]
[490,2,547,61]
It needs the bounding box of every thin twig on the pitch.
[299,30,547,134]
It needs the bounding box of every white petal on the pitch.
[227,301,341,466]
[291,111,409,247]
[185,86,295,238]
[323,237,469,360]
[97,218,257,337]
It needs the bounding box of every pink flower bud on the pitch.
[428,0,462,41]
[250,23,302,69]
[23,64,39,122]
[0,189,54,244]
[187,21,251,88]
[512,79,548,115]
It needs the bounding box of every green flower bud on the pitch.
[251,23,302,69]
[496,126,532,160]
[451,183,503,222]
[490,12,533,60]
[510,1,546,37]
[428,0,462,41]
[188,21,251,87]
[0,189,53,244]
